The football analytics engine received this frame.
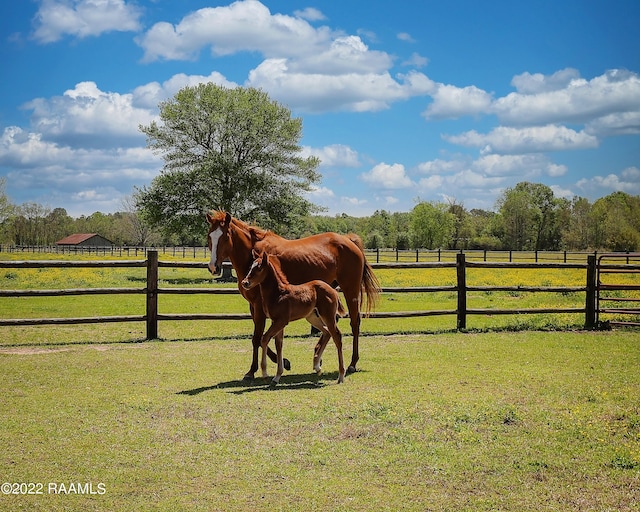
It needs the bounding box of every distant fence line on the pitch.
[1,251,639,337]
[2,244,637,264]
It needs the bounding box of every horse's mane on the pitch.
[228,215,274,242]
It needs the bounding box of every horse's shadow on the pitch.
[177,371,345,395]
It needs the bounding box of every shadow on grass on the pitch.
[176,370,359,395]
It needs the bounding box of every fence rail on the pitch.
[1,251,639,336]
[4,244,638,264]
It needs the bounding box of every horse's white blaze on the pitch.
[208,227,223,272]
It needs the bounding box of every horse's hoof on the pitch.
[284,358,291,371]
[242,374,254,382]
[346,365,357,375]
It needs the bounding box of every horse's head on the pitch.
[241,250,268,290]
[206,210,232,275]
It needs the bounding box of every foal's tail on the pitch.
[348,233,382,316]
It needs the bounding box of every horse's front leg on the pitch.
[245,303,266,381]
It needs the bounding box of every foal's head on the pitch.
[241,250,270,290]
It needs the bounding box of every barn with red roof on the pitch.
[55,233,114,247]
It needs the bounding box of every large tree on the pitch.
[136,84,321,242]
[410,201,456,249]
[590,191,640,251]
[496,182,563,251]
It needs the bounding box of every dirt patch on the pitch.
[0,347,73,355]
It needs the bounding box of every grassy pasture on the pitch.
[1,252,640,510]
[1,331,639,511]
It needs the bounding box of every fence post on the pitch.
[584,254,597,329]
[456,253,467,330]
[146,250,159,339]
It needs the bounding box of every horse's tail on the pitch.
[347,233,382,316]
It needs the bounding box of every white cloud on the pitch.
[473,154,567,178]
[397,32,415,43]
[287,36,392,75]
[550,185,574,199]
[493,69,640,127]
[342,196,368,206]
[302,144,360,168]
[417,174,444,190]
[421,69,640,143]
[402,52,429,68]
[135,1,434,114]
[248,60,434,112]
[293,7,326,22]
[307,185,335,198]
[0,126,160,205]
[416,158,466,175]
[23,81,156,148]
[424,84,493,119]
[511,68,581,94]
[585,110,640,136]
[446,169,504,190]
[576,166,640,196]
[32,0,142,43]
[132,72,238,109]
[445,125,599,154]
[136,0,334,62]
[361,163,414,189]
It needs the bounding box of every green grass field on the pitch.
[1,331,639,511]
[1,251,639,510]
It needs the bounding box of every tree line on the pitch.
[1,177,638,251]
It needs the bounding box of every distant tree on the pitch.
[367,210,392,247]
[11,203,51,245]
[0,178,15,244]
[389,212,411,249]
[121,195,160,246]
[496,182,562,250]
[467,209,502,249]
[590,192,640,250]
[365,230,385,250]
[136,83,321,241]
[410,201,456,249]
[561,196,592,250]
[446,199,474,249]
[46,208,73,243]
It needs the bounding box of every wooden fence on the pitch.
[3,244,635,264]
[1,251,639,338]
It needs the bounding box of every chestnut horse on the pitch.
[241,250,347,385]
[206,210,381,380]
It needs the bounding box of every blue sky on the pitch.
[1,0,639,218]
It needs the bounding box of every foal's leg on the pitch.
[261,320,288,382]
[306,312,331,375]
[246,303,291,381]
[272,330,285,386]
